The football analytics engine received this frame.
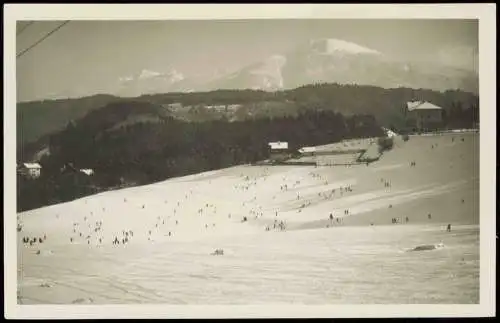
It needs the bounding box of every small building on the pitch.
[79,169,94,176]
[18,163,42,179]
[405,101,443,132]
[268,141,288,150]
[299,146,316,156]
[268,141,289,162]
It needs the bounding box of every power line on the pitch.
[16,20,70,59]
[17,21,35,36]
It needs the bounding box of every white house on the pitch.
[268,141,289,162]
[18,163,42,178]
[268,141,289,150]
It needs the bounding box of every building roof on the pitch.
[23,163,42,169]
[80,169,94,175]
[407,101,443,112]
[268,141,288,150]
[299,147,316,153]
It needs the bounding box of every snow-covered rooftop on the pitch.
[23,163,42,169]
[269,142,289,150]
[299,147,316,153]
[407,101,443,111]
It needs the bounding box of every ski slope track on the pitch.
[17,133,479,304]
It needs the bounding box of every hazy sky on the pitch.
[16,19,478,102]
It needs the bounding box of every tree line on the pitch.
[18,103,384,212]
[17,83,479,154]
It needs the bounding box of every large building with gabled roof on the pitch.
[405,101,444,132]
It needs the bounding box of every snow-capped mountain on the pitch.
[207,38,479,94]
[309,38,382,56]
[111,38,478,97]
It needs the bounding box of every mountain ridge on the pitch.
[101,38,478,97]
[17,83,479,163]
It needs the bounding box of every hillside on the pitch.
[16,94,120,146]
[17,83,479,160]
[17,132,479,304]
[17,103,385,212]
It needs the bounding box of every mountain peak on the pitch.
[309,38,382,56]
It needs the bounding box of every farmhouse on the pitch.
[268,141,289,162]
[18,163,42,179]
[405,101,443,132]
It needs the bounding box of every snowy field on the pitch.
[17,133,479,304]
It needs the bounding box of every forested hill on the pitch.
[17,83,479,150]
[44,101,384,184]
[17,94,120,145]
[18,103,384,212]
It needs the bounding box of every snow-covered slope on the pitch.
[16,133,479,305]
